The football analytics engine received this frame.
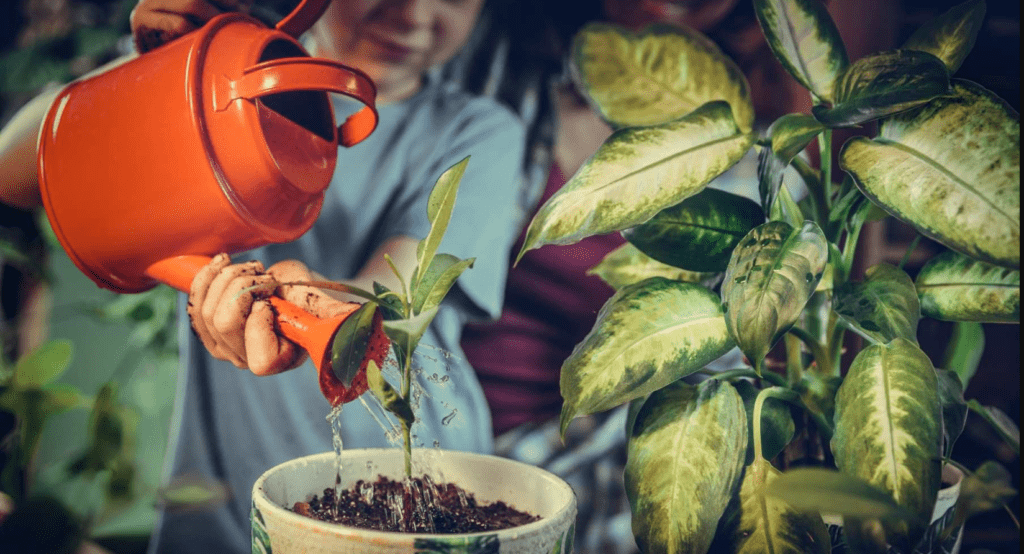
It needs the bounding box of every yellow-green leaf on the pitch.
[841,80,1020,269]
[833,263,921,344]
[623,187,766,272]
[414,157,469,287]
[730,459,831,553]
[903,0,986,73]
[626,379,747,554]
[721,221,829,368]
[587,243,715,290]
[832,339,942,550]
[765,467,918,521]
[559,278,734,435]
[519,101,754,259]
[915,250,1020,323]
[572,22,754,131]
[753,0,849,102]
[412,253,475,315]
[813,50,951,127]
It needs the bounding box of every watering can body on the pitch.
[36,0,385,404]
[38,7,377,294]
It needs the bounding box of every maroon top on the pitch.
[461,164,625,435]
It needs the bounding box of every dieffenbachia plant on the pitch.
[517,1,1019,552]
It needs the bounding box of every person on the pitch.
[0,1,531,552]
[458,0,901,552]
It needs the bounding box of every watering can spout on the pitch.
[146,255,387,405]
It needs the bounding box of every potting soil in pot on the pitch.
[291,474,540,533]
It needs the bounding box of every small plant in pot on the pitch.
[515,1,1019,553]
[250,158,577,554]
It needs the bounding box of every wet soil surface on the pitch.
[291,474,540,534]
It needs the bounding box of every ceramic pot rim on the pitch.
[253,448,577,541]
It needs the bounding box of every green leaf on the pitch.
[730,459,831,553]
[414,157,469,287]
[833,263,921,344]
[560,278,735,435]
[330,302,378,388]
[572,22,755,132]
[831,339,942,550]
[903,0,986,73]
[587,243,716,290]
[752,0,849,102]
[734,381,796,464]
[967,400,1020,455]
[766,468,919,521]
[13,339,73,387]
[622,187,765,272]
[840,80,1020,268]
[915,250,1020,323]
[626,379,747,554]
[942,322,985,388]
[769,183,805,228]
[721,221,829,368]
[412,253,474,315]
[759,114,825,215]
[372,281,406,321]
[813,50,951,127]
[158,477,229,511]
[519,101,754,258]
[935,368,969,459]
[953,461,1018,523]
[382,306,439,363]
[366,360,414,426]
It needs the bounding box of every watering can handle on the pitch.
[216,57,378,147]
[274,0,333,38]
[146,255,366,378]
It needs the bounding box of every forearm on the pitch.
[0,87,60,209]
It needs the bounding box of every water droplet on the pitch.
[433,440,440,448]
[441,409,459,426]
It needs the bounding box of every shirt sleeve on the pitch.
[395,95,529,323]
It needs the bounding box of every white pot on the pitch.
[251,448,577,553]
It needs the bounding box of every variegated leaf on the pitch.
[572,22,755,131]
[721,221,829,368]
[832,338,942,550]
[753,0,848,102]
[519,101,754,258]
[759,114,825,215]
[915,250,1020,323]
[730,459,831,553]
[765,467,918,520]
[833,263,921,344]
[622,187,765,272]
[626,379,747,554]
[903,0,986,73]
[813,50,951,127]
[587,243,715,290]
[841,80,1020,269]
[560,278,734,434]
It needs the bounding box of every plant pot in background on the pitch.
[825,464,966,554]
[251,449,577,554]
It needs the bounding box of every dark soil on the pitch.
[291,474,540,534]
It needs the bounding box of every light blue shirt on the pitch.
[150,72,528,554]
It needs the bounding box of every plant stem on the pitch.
[788,326,833,377]
[791,156,827,225]
[818,129,833,209]
[784,333,804,386]
[400,344,414,478]
[898,235,923,271]
[753,387,803,462]
[707,368,787,387]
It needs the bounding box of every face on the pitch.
[311,0,486,102]
[602,0,741,33]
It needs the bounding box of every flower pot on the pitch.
[825,463,965,554]
[251,449,577,553]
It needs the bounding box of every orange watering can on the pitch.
[36,0,387,405]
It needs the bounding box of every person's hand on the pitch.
[130,0,253,53]
[187,253,354,376]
